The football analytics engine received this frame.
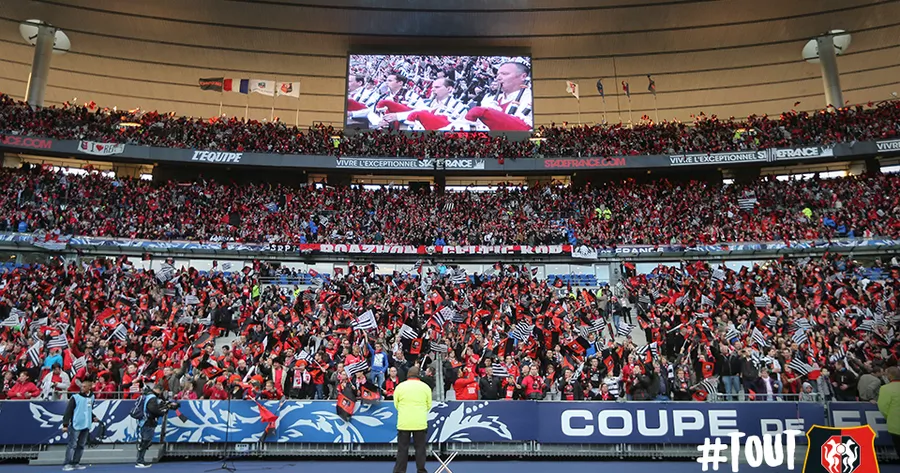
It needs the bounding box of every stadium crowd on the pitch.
[2,93,900,158]
[2,167,900,246]
[0,254,896,403]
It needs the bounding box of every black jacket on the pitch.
[479,377,502,400]
[720,353,742,377]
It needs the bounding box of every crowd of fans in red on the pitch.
[2,167,900,246]
[2,94,900,158]
[0,254,896,403]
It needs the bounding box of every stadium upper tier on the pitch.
[1,94,899,159]
[1,167,898,246]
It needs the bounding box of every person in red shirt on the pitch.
[68,359,95,395]
[8,372,41,400]
[383,367,401,400]
[259,380,279,400]
[453,368,478,400]
[521,365,545,400]
[93,372,117,400]
[203,378,229,400]
[501,376,520,400]
[595,383,615,401]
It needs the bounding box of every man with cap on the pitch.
[392,366,432,473]
[136,384,169,468]
[61,377,98,471]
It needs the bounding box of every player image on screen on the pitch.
[345,55,533,132]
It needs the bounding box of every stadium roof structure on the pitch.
[0,0,897,128]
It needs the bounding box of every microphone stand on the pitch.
[205,395,237,473]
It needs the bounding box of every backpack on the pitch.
[129,395,154,422]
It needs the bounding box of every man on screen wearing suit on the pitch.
[467,61,534,131]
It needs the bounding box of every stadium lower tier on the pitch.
[2,166,900,247]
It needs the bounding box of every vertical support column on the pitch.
[816,35,844,108]
[25,24,55,108]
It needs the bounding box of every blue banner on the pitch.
[828,402,892,446]
[0,400,837,446]
[535,402,825,444]
[0,400,529,446]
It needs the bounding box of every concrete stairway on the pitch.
[29,444,163,466]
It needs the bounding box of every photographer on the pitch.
[135,384,177,469]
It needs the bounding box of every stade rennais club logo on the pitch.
[803,426,879,473]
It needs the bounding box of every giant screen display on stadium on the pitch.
[345,55,533,132]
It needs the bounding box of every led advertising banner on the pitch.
[346,54,533,132]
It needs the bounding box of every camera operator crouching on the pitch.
[131,383,179,469]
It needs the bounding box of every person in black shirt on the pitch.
[478,366,502,400]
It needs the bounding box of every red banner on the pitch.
[296,244,572,255]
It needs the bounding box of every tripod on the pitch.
[205,396,237,473]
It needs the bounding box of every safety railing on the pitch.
[16,390,829,403]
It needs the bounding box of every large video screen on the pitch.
[346,55,533,132]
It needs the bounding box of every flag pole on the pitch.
[296,102,300,127]
[218,88,223,117]
[271,77,277,122]
[577,99,581,126]
[244,92,249,122]
[612,58,622,125]
[628,97,633,128]
[602,97,607,125]
[654,95,659,123]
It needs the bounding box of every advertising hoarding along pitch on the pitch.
[346,54,533,132]
[0,400,832,446]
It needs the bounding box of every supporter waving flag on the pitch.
[344,360,369,377]
[353,310,378,331]
[510,322,534,341]
[615,321,635,338]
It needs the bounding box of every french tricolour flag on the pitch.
[223,79,250,94]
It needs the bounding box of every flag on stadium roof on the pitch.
[223,78,250,94]
[596,79,604,98]
[566,81,580,101]
[647,75,656,96]
[198,77,224,92]
[622,81,631,99]
[277,82,301,98]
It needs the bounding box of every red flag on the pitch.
[410,338,423,355]
[255,401,278,429]
[701,361,714,379]
[336,392,356,421]
[360,385,381,402]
